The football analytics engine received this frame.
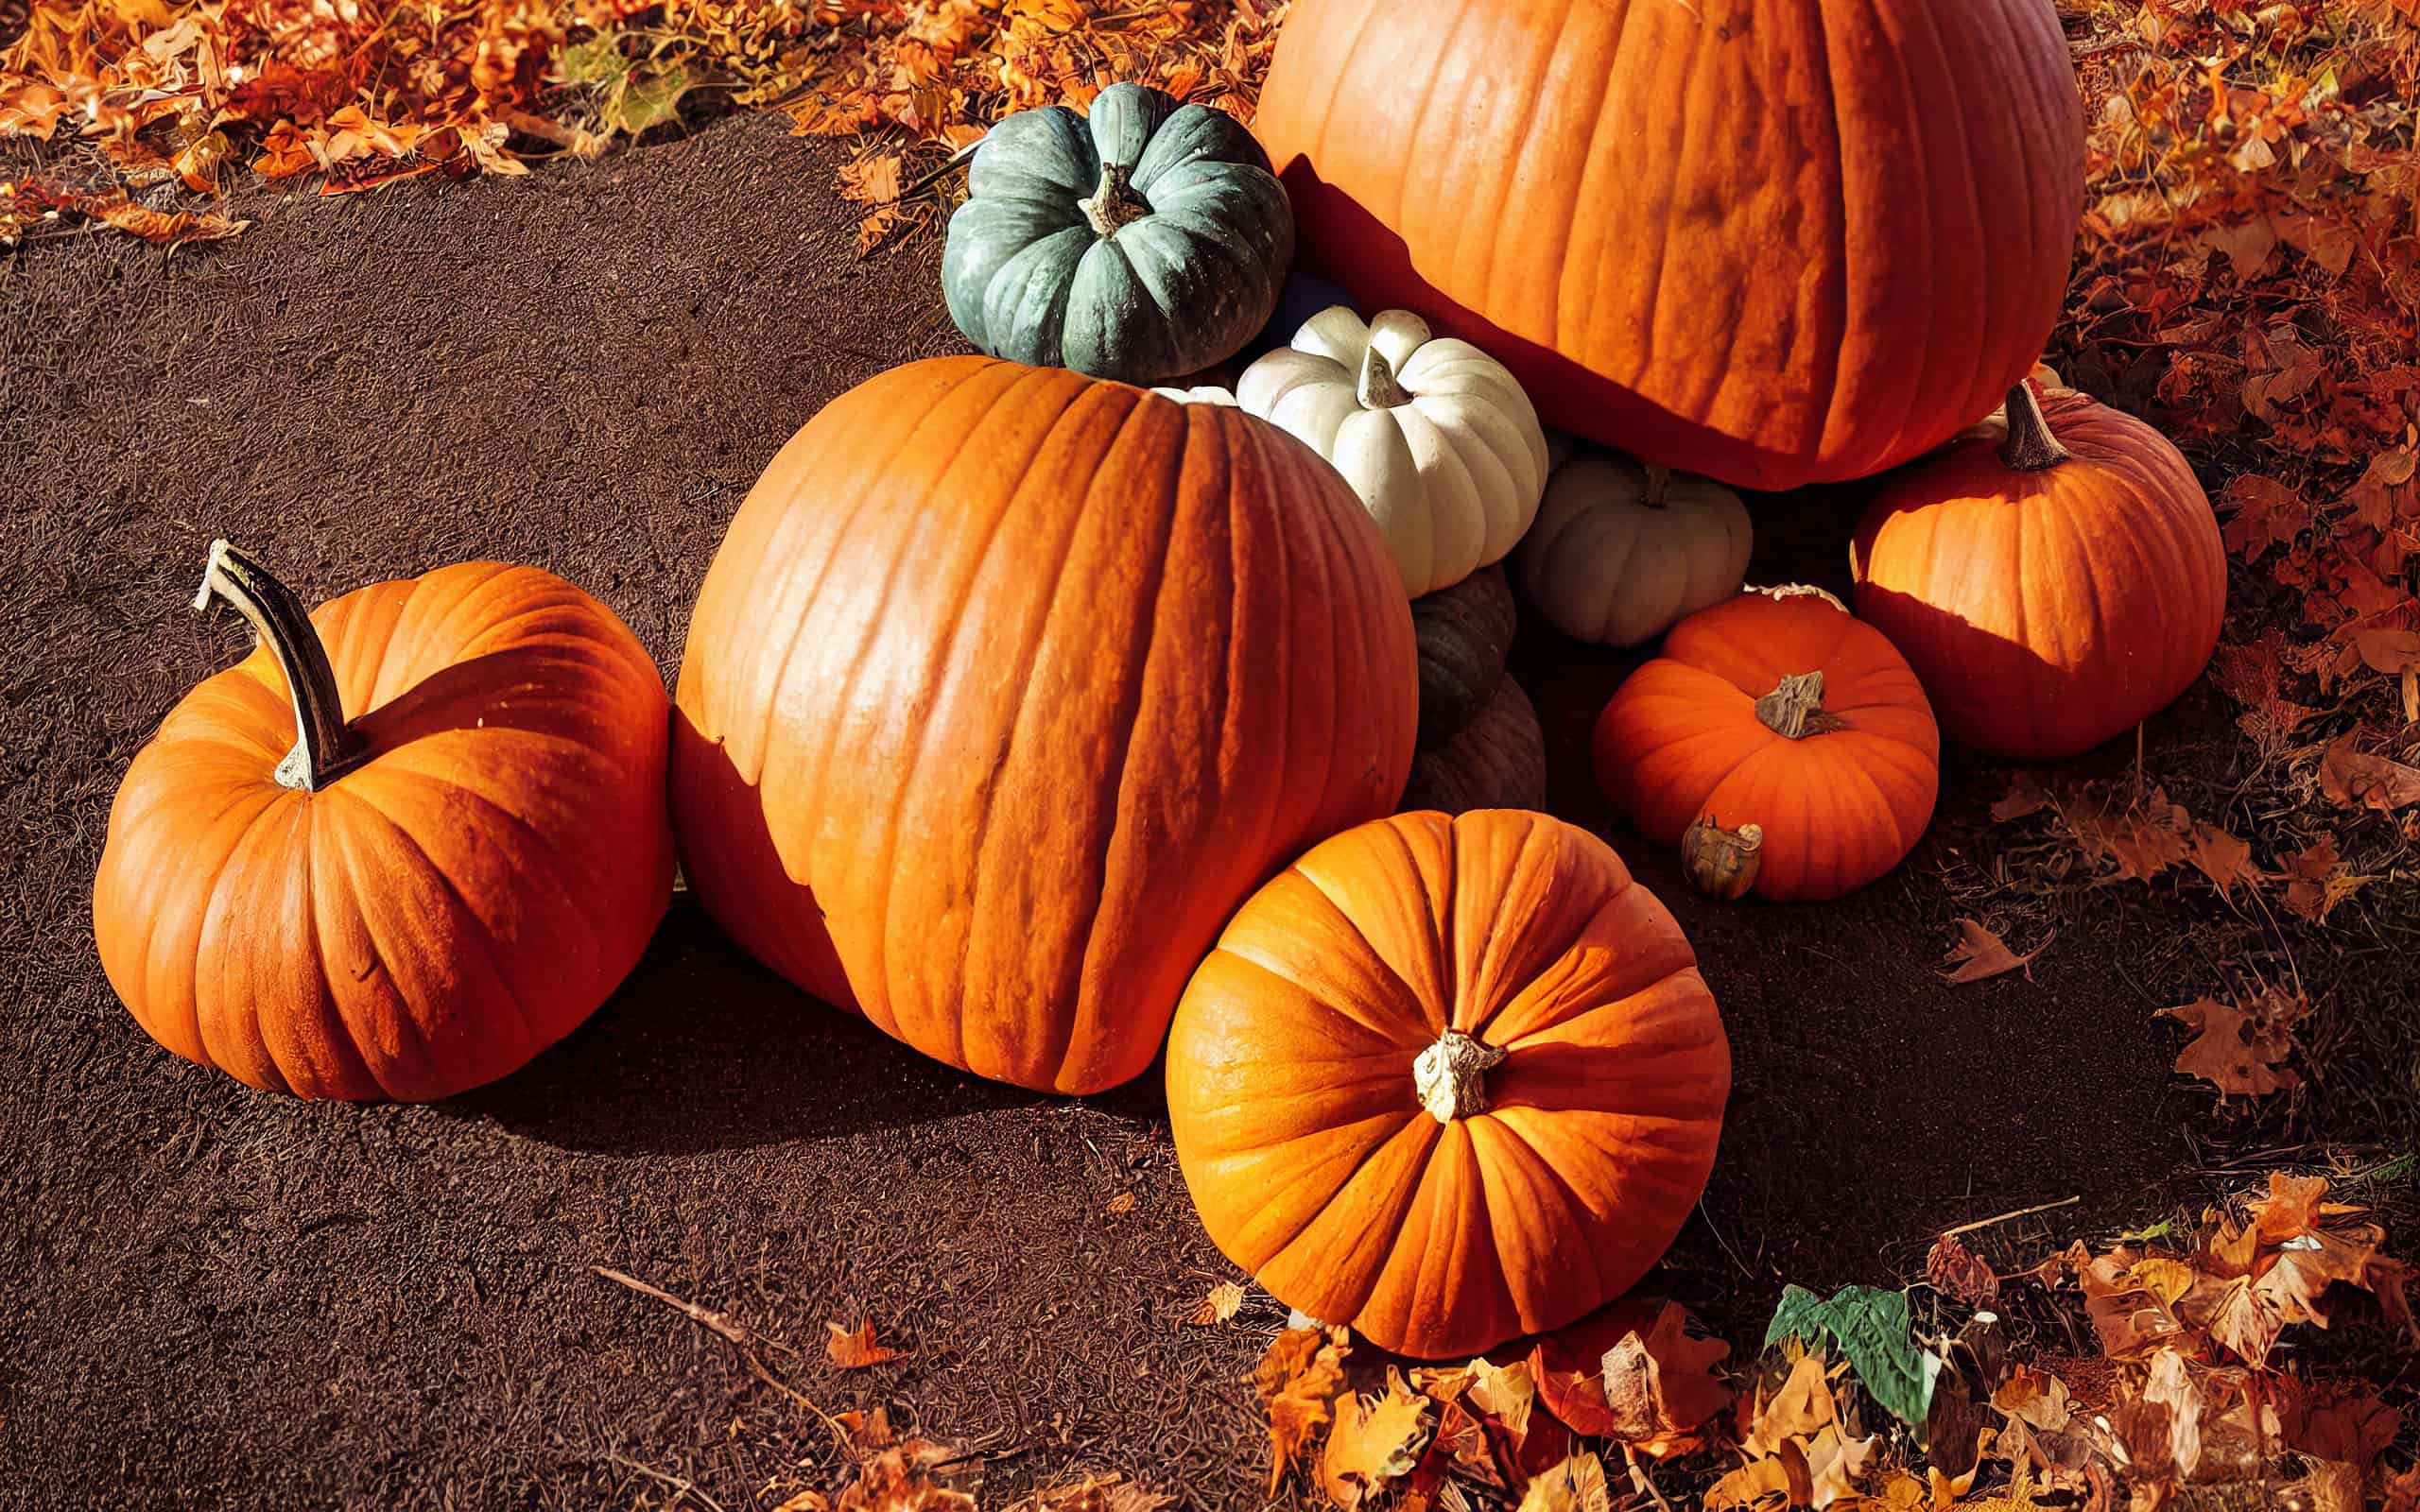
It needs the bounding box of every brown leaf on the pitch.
[1514,1451,1611,1512]
[1991,772,2054,822]
[1006,1475,1175,1512]
[805,1439,976,1512]
[2140,1348,2204,1481]
[1926,1232,2000,1308]
[2160,990,2307,1100]
[1105,1192,1136,1214]
[1528,1299,1727,1457]
[2319,732,2420,813]
[1465,1356,1535,1448]
[2281,833,2372,922]
[2186,822,2262,897]
[839,151,904,204]
[1254,1326,1350,1494]
[2354,627,2420,676]
[826,1319,902,1368]
[1321,1369,1434,1511]
[1187,1280,1245,1326]
[1742,1353,1837,1459]
[89,198,250,245]
[1939,918,2051,984]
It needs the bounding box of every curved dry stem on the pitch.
[1998,381,2072,472]
[194,539,368,791]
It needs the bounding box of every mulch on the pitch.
[0,113,2255,1510]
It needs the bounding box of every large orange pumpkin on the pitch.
[1167,808,1728,1359]
[673,356,1418,1095]
[94,543,674,1100]
[1252,0,2087,490]
[1593,590,1940,902]
[1851,382,2227,761]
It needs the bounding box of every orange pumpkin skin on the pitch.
[94,562,674,1101]
[1851,387,2227,762]
[1592,593,1940,902]
[1252,0,2086,490]
[672,356,1418,1096]
[1167,809,1729,1360]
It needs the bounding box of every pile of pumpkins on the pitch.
[93,0,2227,1365]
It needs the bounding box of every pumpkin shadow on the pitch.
[1271,156,1808,490]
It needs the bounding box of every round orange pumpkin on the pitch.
[94,542,674,1100]
[1252,0,2086,490]
[1851,383,2227,762]
[673,356,1418,1096]
[1593,590,1940,902]
[1166,808,1729,1359]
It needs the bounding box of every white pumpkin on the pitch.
[1515,449,1753,648]
[1236,306,1548,597]
[1150,385,1238,405]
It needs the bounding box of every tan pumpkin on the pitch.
[1516,452,1753,648]
[1851,382,2226,761]
[672,357,1419,1095]
[1167,808,1729,1358]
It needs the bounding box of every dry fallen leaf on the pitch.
[2185,822,2262,897]
[827,1318,903,1368]
[1187,1280,1246,1326]
[1007,1473,1176,1512]
[2280,833,2372,922]
[1529,1298,1728,1458]
[2319,732,2420,813]
[1939,918,2052,985]
[786,1438,976,1512]
[2161,988,2308,1100]
[1254,1326,1350,1494]
[1925,1232,2000,1309]
[1106,1192,1136,1215]
[1321,1368,1435,1511]
[1514,1450,1612,1512]
[1466,1356,1535,1447]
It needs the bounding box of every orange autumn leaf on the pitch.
[1253,1326,1349,1494]
[1939,918,2052,985]
[89,198,249,245]
[839,151,904,205]
[2186,822,2262,897]
[1319,1368,1433,1512]
[2160,987,2308,1101]
[826,1318,902,1369]
[1529,1298,1728,1459]
[1187,1280,1245,1326]
[2319,732,2420,814]
[2280,833,2372,922]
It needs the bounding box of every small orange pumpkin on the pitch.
[94,542,674,1100]
[1167,808,1729,1359]
[1851,382,2226,762]
[1593,590,1940,902]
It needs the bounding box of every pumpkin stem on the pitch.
[1747,582,1849,612]
[1754,670,1849,740]
[1644,463,1671,508]
[1410,1029,1506,1124]
[1357,344,1412,410]
[1682,816,1765,902]
[1079,161,1150,239]
[193,540,369,792]
[1997,381,2072,472]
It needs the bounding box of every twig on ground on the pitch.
[1940,1194,2082,1239]
[604,1451,730,1512]
[590,1264,856,1455]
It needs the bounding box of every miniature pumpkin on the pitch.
[1252,0,2086,490]
[1592,590,1940,902]
[1167,808,1729,1358]
[673,357,1418,1095]
[1851,383,2227,762]
[93,542,674,1100]
[943,81,1292,385]
[1402,676,1547,815]
[1412,564,1517,745]
[1516,452,1753,648]
[1238,306,1549,596]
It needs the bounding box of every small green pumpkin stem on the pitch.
[194,539,368,792]
[1357,344,1412,410]
[1754,670,1849,740]
[1644,464,1671,507]
[1998,381,2072,472]
[1411,1029,1506,1123]
[1079,161,1150,239]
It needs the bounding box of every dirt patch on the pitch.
[0,113,2370,1510]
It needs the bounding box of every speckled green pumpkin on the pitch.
[942,83,1294,385]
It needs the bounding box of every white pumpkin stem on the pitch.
[1411,1029,1506,1124]
[1079,161,1150,238]
[194,539,369,792]
[1747,582,1849,612]
[1357,344,1412,410]
[1754,670,1848,740]
[1998,381,2072,472]
[1643,464,1671,508]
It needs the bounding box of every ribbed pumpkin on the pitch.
[1167,809,1729,1358]
[1412,564,1518,745]
[94,543,674,1100]
[1252,0,2087,490]
[1592,590,1940,902]
[672,357,1419,1095]
[1851,383,2227,762]
[1403,676,1547,816]
[1516,452,1753,648]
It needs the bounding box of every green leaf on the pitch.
[609,63,690,136]
[554,33,627,89]
[1761,1284,1939,1429]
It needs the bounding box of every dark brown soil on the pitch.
[0,113,2377,1511]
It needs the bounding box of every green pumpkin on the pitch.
[942,82,1293,384]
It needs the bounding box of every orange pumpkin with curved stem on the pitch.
[673,356,1418,1096]
[1593,590,1940,902]
[1166,808,1729,1359]
[94,542,674,1100]
[1851,382,2226,761]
